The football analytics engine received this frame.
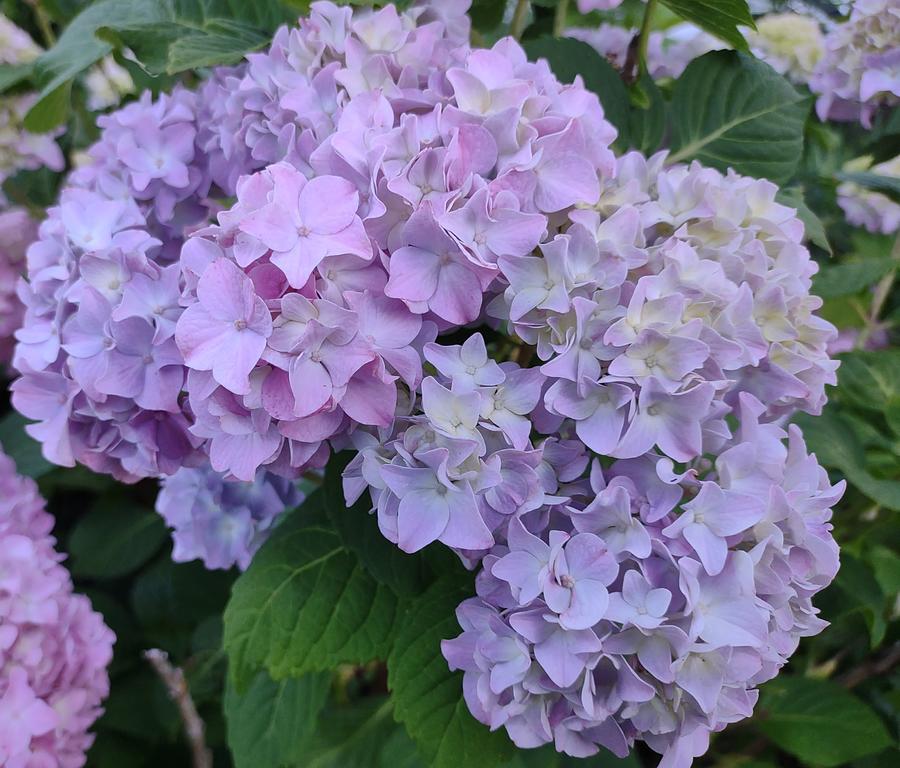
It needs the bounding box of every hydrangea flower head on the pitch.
[0,446,114,767]
[810,0,900,127]
[155,463,303,569]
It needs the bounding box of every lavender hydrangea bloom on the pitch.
[442,396,842,765]
[0,208,37,366]
[11,86,214,481]
[810,0,900,127]
[0,446,115,768]
[155,463,303,570]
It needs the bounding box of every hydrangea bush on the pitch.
[0,1,898,768]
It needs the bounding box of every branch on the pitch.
[144,649,212,768]
[510,0,530,41]
[839,643,900,689]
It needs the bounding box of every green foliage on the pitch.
[0,410,54,479]
[23,0,290,130]
[659,0,754,51]
[224,670,331,768]
[223,493,401,690]
[68,498,168,579]
[759,677,893,766]
[388,576,515,768]
[669,51,810,184]
[324,453,430,598]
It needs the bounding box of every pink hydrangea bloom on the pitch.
[0,446,114,768]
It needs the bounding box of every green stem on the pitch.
[553,0,570,38]
[510,0,530,41]
[856,235,898,350]
[636,0,658,74]
[26,0,56,46]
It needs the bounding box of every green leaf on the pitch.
[813,258,893,298]
[25,0,288,129]
[869,546,900,596]
[0,410,54,479]
[776,187,832,256]
[388,576,514,768]
[223,492,400,691]
[224,670,331,768]
[304,697,424,768]
[833,553,887,647]
[837,350,900,413]
[68,499,168,579]
[627,72,666,154]
[795,410,900,511]
[0,62,32,92]
[522,36,631,148]
[660,0,754,51]
[836,171,900,204]
[669,51,809,184]
[758,676,893,766]
[131,557,235,654]
[324,452,430,598]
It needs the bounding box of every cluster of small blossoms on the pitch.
[344,147,842,762]
[155,463,303,569]
[0,446,114,767]
[12,0,478,482]
[0,208,37,366]
[11,85,219,481]
[747,12,825,85]
[172,2,618,481]
[441,398,842,765]
[566,22,726,80]
[810,0,900,127]
[837,154,900,235]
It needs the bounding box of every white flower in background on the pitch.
[837,155,900,235]
[84,56,135,111]
[0,13,41,65]
[748,12,825,83]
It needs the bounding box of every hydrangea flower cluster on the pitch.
[837,154,900,235]
[747,12,825,85]
[11,85,218,481]
[0,208,37,366]
[810,0,900,127]
[344,148,842,762]
[0,446,114,767]
[155,463,303,570]
[12,0,477,482]
[11,2,844,765]
[566,22,726,80]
